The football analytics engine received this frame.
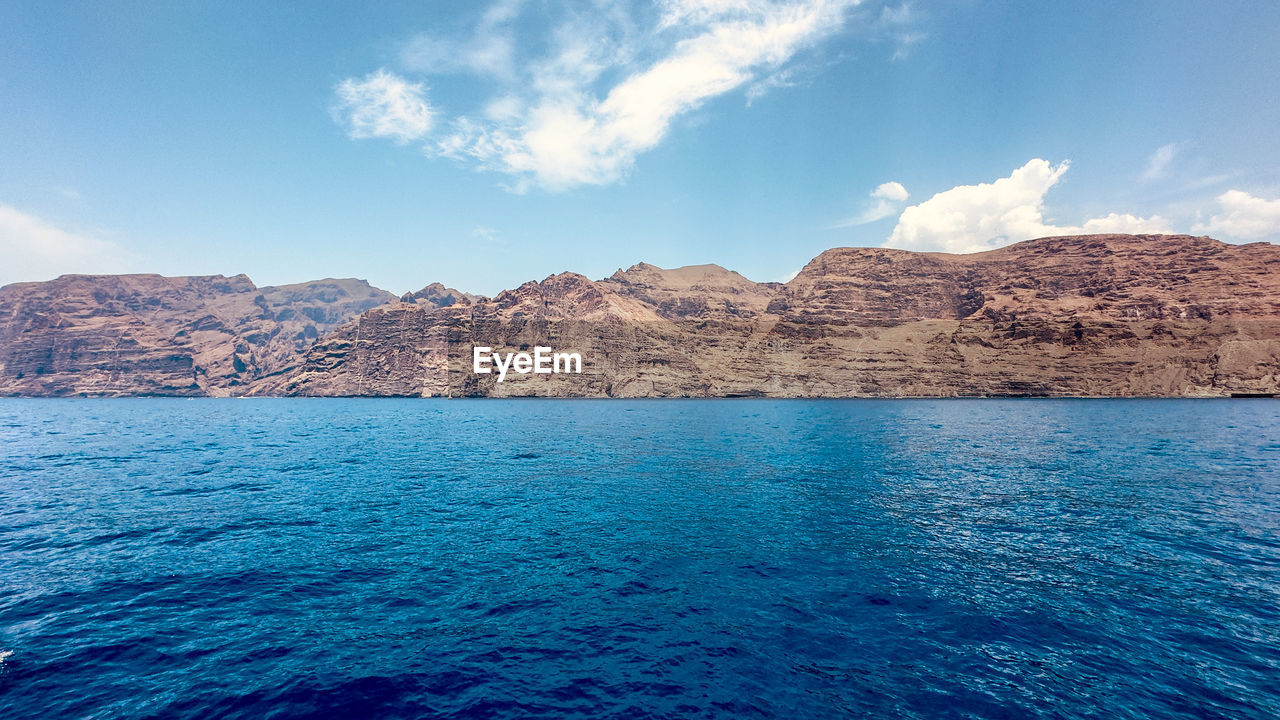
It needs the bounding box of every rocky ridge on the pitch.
[2,234,1277,398]
[0,274,398,396]
[270,234,1280,398]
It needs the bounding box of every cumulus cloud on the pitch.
[1193,190,1280,240]
[886,159,1171,253]
[1080,212,1173,234]
[1142,142,1179,182]
[335,1,898,191]
[872,180,908,202]
[833,180,910,227]
[332,70,434,144]
[0,204,134,285]
[887,159,1070,252]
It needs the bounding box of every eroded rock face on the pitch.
[4,235,1278,398]
[402,283,481,308]
[604,263,780,320]
[273,235,1280,398]
[0,274,397,396]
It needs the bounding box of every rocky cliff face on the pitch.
[3,235,1277,398]
[401,282,482,308]
[0,274,397,396]
[270,234,1280,398]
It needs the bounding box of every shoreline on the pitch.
[1,394,1274,401]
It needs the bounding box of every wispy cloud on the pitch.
[745,68,798,105]
[877,3,924,60]
[1192,190,1280,240]
[833,180,909,227]
[1142,142,1179,182]
[0,204,134,285]
[1179,173,1234,193]
[885,159,1171,253]
[890,31,925,61]
[332,70,434,144]
[53,186,83,201]
[398,0,523,81]
[438,0,859,190]
[334,1,919,191]
[471,225,498,243]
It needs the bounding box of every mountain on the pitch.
[268,234,1280,398]
[2,235,1276,398]
[401,282,482,308]
[0,274,397,396]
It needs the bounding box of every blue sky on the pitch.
[2,0,1279,295]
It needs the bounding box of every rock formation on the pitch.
[3,235,1277,398]
[270,235,1280,398]
[0,274,397,396]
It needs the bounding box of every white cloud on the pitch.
[330,0,876,191]
[745,68,798,105]
[890,30,925,61]
[436,0,858,190]
[1193,190,1280,240]
[659,0,759,27]
[833,180,910,227]
[0,205,134,286]
[878,2,912,25]
[889,159,1072,253]
[335,2,937,190]
[399,0,522,81]
[332,70,434,144]
[886,159,1172,253]
[876,3,924,60]
[1080,212,1172,234]
[1142,142,1179,182]
[872,180,908,202]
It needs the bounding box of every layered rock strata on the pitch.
[0,274,398,396]
[271,235,1280,398]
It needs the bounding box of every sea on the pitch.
[0,398,1277,719]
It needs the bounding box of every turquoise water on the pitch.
[1,399,1278,718]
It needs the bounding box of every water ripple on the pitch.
[0,398,1277,719]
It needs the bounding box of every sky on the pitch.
[2,0,1279,295]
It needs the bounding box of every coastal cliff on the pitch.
[0,274,397,396]
[271,234,1280,398]
[2,234,1278,397]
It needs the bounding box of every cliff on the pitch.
[0,274,398,396]
[3,235,1277,398]
[269,234,1280,398]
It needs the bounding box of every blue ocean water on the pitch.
[0,399,1278,719]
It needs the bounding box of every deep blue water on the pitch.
[0,399,1278,719]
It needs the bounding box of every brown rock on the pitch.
[4,235,1277,398]
[0,274,396,396]
[405,282,481,308]
[275,235,1280,398]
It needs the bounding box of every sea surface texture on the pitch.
[0,399,1278,719]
